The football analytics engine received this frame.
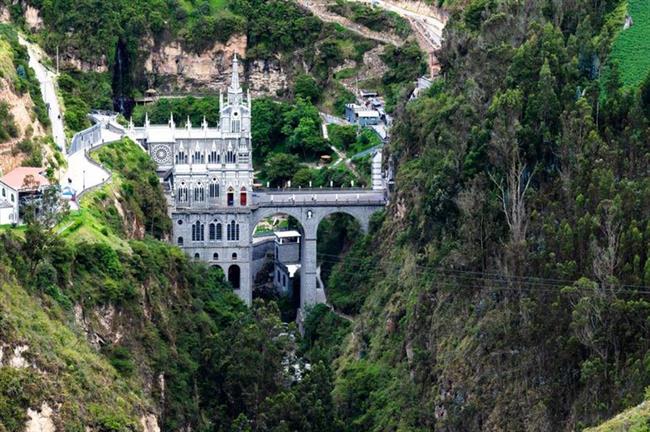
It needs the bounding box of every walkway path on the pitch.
[17,36,66,153]
[16,35,118,206]
[304,0,447,76]
[64,150,110,197]
[296,0,404,46]
[252,188,384,207]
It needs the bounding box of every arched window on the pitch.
[232,252,237,260]
[228,265,241,289]
[208,150,218,164]
[194,253,200,260]
[194,185,205,202]
[175,150,187,164]
[209,182,220,199]
[216,223,223,240]
[240,187,247,206]
[192,149,204,164]
[191,220,204,242]
[227,187,234,206]
[209,222,216,240]
[177,185,188,203]
[226,220,239,241]
[213,252,219,260]
[177,236,184,245]
[226,150,236,164]
[231,120,240,133]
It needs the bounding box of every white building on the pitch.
[273,230,302,295]
[0,167,50,225]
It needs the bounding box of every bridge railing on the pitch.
[68,123,102,155]
[252,186,373,193]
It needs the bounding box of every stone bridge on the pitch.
[248,189,386,308]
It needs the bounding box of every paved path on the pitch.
[350,144,382,160]
[18,36,66,153]
[320,112,349,126]
[64,150,110,196]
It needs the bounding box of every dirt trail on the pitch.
[299,0,448,77]
[297,0,404,46]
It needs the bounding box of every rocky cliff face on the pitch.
[142,35,245,93]
[141,35,290,97]
[0,75,46,173]
[246,57,289,97]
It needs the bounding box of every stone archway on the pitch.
[228,264,241,289]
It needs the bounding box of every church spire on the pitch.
[230,54,240,92]
[227,54,243,105]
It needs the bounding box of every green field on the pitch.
[608,0,650,87]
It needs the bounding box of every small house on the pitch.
[0,167,50,225]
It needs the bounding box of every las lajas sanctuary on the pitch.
[131,55,387,311]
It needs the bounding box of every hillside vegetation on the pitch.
[313,0,650,429]
[0,139,344,431]
[0,24,54,170]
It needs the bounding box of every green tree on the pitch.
[251,98,290,162]
[294,74,321,103]
[262,153,302,186]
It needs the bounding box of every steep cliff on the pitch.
[321,0,650,430]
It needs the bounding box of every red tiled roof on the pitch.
[0,167,50,190]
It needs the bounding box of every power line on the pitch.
[314,253,650,296]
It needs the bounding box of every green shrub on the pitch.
[106,346,135,376]
[0,101,18,142]
[0,367,41,432]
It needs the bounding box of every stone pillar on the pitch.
[238,259,252,306]
[358,216,370,234]
[300,235,319,309]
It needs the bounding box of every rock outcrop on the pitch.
[141,35,291,97]
[247,58,289,97]
[140,414,161,432]
[26,403,56,432]
[24,6,43,31]
[142,35,248,93]
[0,73,46,174]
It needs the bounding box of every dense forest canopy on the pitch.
[323,0,650,430]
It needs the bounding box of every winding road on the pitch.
[18,36,66,153]
[18,36,114,207]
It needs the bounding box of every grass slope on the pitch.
[586,399,650,432]
[609,0,650,87]
[0,274,147,429]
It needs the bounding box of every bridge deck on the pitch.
[252,190,386,207]
[171,189,386,212]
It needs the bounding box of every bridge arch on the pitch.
[250,207,307,240]
[228,264,241,289]
[312,207,371,234]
